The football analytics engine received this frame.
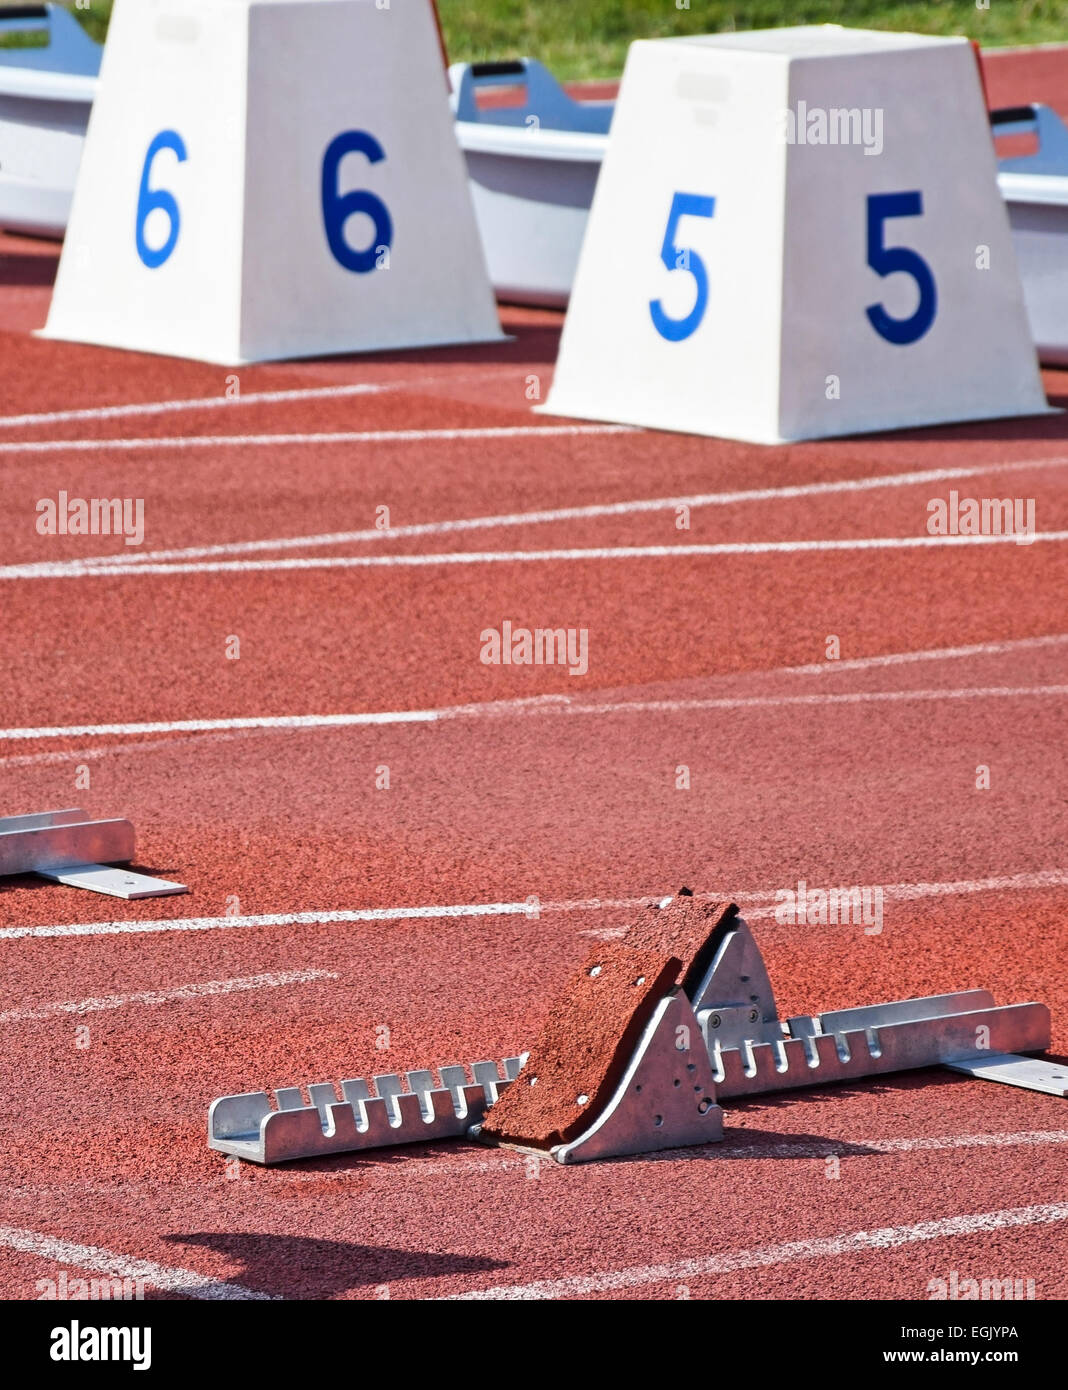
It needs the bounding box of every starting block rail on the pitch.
[0,809,186,899]
[209,1057,526,1165]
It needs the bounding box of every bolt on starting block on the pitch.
[0,809,187,899]
[208,891,1065,1166]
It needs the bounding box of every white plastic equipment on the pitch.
[542,27,1048,444]
[40,0,503,364]
[993,104,1068,366]
[0,3,98,238]
[448,58,610,307]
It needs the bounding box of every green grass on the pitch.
[10,0,1068,77]
[439,1,1068,77]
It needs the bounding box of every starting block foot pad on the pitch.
[42,0,503,363]
[543,26,1047,442]
[623,889,738,999]
[477,943,684,1149]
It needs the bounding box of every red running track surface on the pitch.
[0,46,1065,1303]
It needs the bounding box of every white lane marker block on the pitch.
[41,0,503,364]
[543,26,1049,444]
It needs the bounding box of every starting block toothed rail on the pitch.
[0,809,186,899]
[208,891,1066,1166]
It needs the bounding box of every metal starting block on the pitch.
[208,895,1065,1166]
[0,809,186,899]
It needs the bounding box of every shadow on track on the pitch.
[161,1230,508,1299]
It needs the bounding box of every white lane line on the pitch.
[780,632,1068,675]
[0,383,383,430]
[570,684,1068,715]
[2,635,1063,768]
[0,1227,275,1300]
[387,1127,1068,1176]
[2,683,1065,745]
[4,870,1064,942]
[6,529,1065,580]
[26,1126,1065,1191]
[0,368,514,430]
[443,1202,1068,1300]
[743,870,1068,920]
[0,694,567,741]
[0,969,338,1022]
[719,1130,1068,1159]
[0,901,535,941]
[0,423,632,456]
[13,454,1067,575]
[577,870,1068,936]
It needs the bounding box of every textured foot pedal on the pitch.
[624,888,739,998]
[476,941,723,1161]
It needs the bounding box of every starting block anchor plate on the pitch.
[34,863,187,899]
[943,1052,1068,1097]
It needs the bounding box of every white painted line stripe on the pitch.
[0,969,338,1021]
[0,1227,276,1300]
[0,695,543,741]
[14,454,1067,575]
[4,870,1063,942]
[390,1127,1068,1176]
[6,529,1065,580]
[721,1129,1068,1159]
[0,423,631,456]
[575,871,1068,937]
[744,870,1068,920]
[2,684,1065,745]
[0,383,384,430]
[570,684,1068,715]
[0,367,519,431]
[780,632,1068,675]
[0,728,264,768]
[443,1202,1068,1299]
[0,901,534,940]
[2,636,1063,768]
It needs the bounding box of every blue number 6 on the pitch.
[322,131,393,274]
[650,192,715,342]
[865,192,937,345]
[135,130,187,269]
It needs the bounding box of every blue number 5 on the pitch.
[650,192,715,342]
[865,192,937,345]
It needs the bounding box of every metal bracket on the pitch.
[209,1057,526,1165]
[0,809,186,898]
